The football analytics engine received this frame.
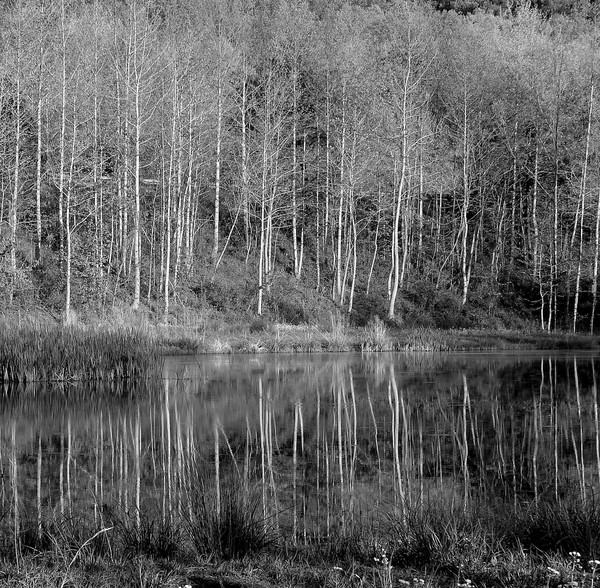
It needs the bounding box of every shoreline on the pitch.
[2,309,599,384]
[155,323,600,355]
[3,311,600,356]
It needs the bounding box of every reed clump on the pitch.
[398,327,453,351]
[321,312,352,352]
[361,316,392,352]
[107,509,182,559]
[0,324,162,384]
[187,482,276,560]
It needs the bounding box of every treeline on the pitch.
[0,0,599,330]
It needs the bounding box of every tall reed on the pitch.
[0,324,162,383]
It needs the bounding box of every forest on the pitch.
[1,0,600,332]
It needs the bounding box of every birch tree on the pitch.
[109,0,162,310]
[272,0,314,280]
[379,2,434,319]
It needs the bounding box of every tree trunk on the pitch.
[10,78,20,306]
[132,57,142,310]
[591,187,600,333]
[335,87,346,304]
[388,77,409,319]
[460,89,470,306]
[573,82,593,332]
[212,69,223,268]
[65,99,78,324]
[35,59,43,265]
[292,67,300,279]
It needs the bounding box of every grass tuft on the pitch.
[321,311,352,352]
[187,482,276,560]
[208,338,233,354]
[360,316,391,352]
[107,509,182,560]
[397,327,452,352]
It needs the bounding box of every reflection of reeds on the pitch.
[67,417,72,517]
[37,435,42,541]
[388,365,405,521]
[134,408,141,531]
[11,421,20,566]
[594,361,600,487]
[293,401,298,543]
[533,395,539,506]
[366,383,382,502]
[575,358,586,503]
[461,374,470,514]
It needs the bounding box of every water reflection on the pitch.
[1,351,600,549]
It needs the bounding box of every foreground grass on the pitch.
[0,524,596,588]
[4,493,600,588]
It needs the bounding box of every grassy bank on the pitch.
[2,489,600,587]
[1,309,599,369]
[159,323,600,354]
[146,310,600,354]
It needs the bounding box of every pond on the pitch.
[1,351,599,553]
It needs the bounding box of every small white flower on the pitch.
[548,567,560,575]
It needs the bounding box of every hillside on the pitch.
[1,0,599,334]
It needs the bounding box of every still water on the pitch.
[1,351,600,544]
